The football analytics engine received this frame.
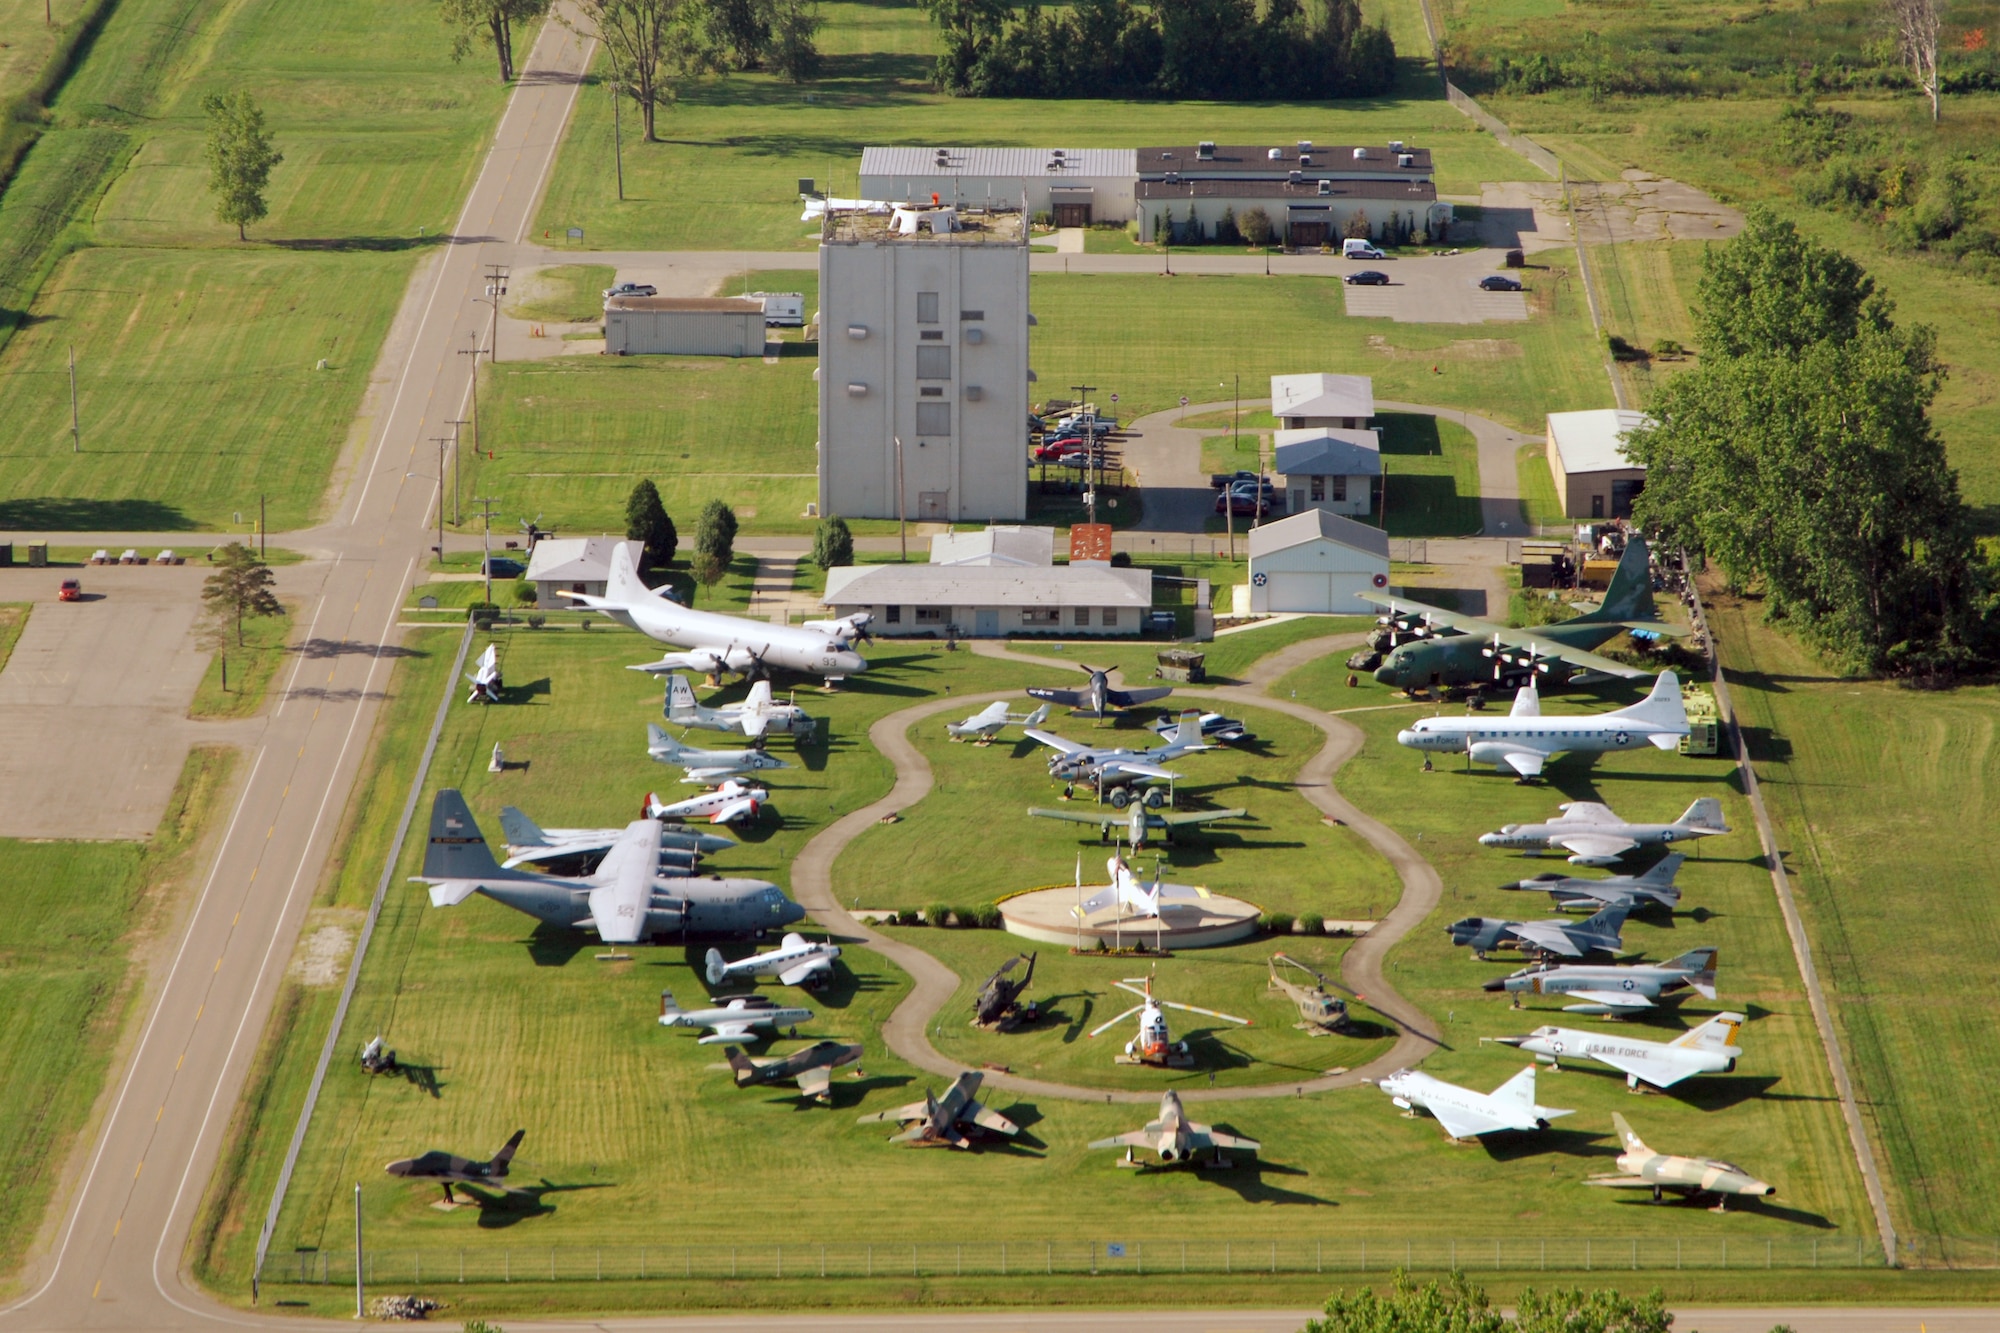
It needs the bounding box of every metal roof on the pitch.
[1247,508,1391,561]
[1138,144,1433,175]
[861,147,1136,179]
[1274,427,1383,478]
[821,562,1153,609]
[1547,408,1654,475]
[1137,178,1436,203]
[524,537,642,583]
[930,525,1056,567]
[604,296,764,313]
[1271,373,1376,421]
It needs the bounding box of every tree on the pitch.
[1303,1271,1671,1333]
[439,0,548,81]
[201,92,282,241]
[202,542,282,647]
[812,515,854,570]
[695,498,738,568]
[769,0,823,80]
[1240,205,1272,246]
[690,549,729,599]
[1694,209,1884,358]
[625,478,679,569]
[567,0,693,141]
[920,0,1014,90]
[1886,0,1943,121]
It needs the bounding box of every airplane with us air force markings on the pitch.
[1397,672,1690,779]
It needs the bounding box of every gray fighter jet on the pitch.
[1480,798,1729,865]
[646,724,791,783]
[1446,902,1629,960]
[1483,947,1718,1015]
[1088,1090,1259,1167]
[385,1129,525,1203]
[1028,800,1249,850]
[856,1070,1020,1148]
[1498,854,1686,914]
[723,1040,863,1103]
[1027,664,1173,718]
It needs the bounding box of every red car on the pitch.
[59,578,82,601]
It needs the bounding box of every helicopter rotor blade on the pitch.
[1087,1005,1145,1039]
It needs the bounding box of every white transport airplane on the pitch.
[665,673,816,741]
[657,990,814,1044]
[560,543,868,680]
[706,932,842,989]
[646,782,768,826]
[1487,1011,1746,1090]
[1375,1065,1574,1141]
[1397,672,1690,779]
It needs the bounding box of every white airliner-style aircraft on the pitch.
[665,674,816,741]
[1397,672,1690,779]
[465,645,502,704]
[1488,1011,1746,1090]
[1375,1065,1573,1141]
[560,543,867,680]
[706,932,842,989]
[645,783,768,826]
[946,700,1052,743]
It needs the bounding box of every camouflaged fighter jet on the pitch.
[1497,854,1687,915]
[1480,798,1729,865]
[1088,1090,1259,1167]
[1484,947,1719,1015]
[385,1129,526,1204]
[723,1040,863,1103]
[857,1070,1020,1148]
[1586,1113,1774,1210]
[1446,902,1630,960]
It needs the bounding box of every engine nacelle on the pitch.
[1158,1147,1179,1162]
[1468,741,1526,768]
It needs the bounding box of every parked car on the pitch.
[1055,412,1118,434]
[1209,469,1265,490]
[603,281,657,299]
[1479,275,1523,292]
[1344,270,1390,286]
[1342,239,1385,260]
[1228,478,1281,504]
[1215,490,1273,518]
[59,577,82,602]
[482,556,526,578]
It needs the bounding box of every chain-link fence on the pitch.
[268,1234,1893,1289]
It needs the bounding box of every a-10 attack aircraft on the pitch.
[1375,1066,1572,1142]
[1480,798,1730,865]
[1027,663,1174,718]
[1088,1090,1260,1168]
[1496,854,1686,915]
[657,990,813,1044]
[945,700,1051,743]
[724,1040,864,1103]
[1586,1113,1775,1209]
[1484,947,1719,1015]
[646,724,791,783]
[465,644,502,704]
[497,804,735,874]
[385,1129,526,1204]
[705,932,842,989]
[645,783,767,826]
[856,1070,1020,1148]
[561,543,868,681]
[1488,1011,1746,1090]
[415,791,803,943]
[1446,902,1630,960]
[665,673,816,741]
[1397,672,1690,779]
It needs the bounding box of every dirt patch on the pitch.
[1366,335,1522,361]
[290,913,361,988]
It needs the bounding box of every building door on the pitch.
[975,609,999,636]
[1289,221,1328,249]
[919,490,949,521]
[1053,202,1091,227]
[1267,571,1334,613]
[1611,478,1646,519]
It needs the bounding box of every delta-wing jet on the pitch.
[1088,1090,1259,1167]
[946,700,1051,743]
[465,644,502,704]
[1446,902,1630,959]
[647,724,791,783]
[1481,798,1729,864]
[1484,947,1718,1015]
[1489,1011,1746,1090]
[1375,1066,1572,1141]
[665,673,816,741]
[706,932,841,989]
[657,990,813,1044]
[1397,672,1690,779]
[856,1070,1019,1147]
[1585,1113,1775,1209]
[1027,664,1173,718]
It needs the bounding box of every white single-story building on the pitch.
[605,296,766,357]
[859,147,1138,226]
[1274,427,1381,519]
[821,562,1153,637]
[1271,373,1375,430]
[1545,408,1653,520]
[1246,508,1391,615]
[929,525,1056,567]
[525,537,643,604]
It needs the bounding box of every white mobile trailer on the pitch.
[749,291,806,326]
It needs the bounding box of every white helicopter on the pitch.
[1088,974,1250,1068]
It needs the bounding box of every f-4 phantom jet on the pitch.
[1089,1090,1259,1167]
[1484,947,1719,1015]
[1481,798,1729,865]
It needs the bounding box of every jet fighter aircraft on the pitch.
[1585,1113,1775,1209]
[385,1129,526,1203]
[646,724,791,783]
[856,1070,1019,1147]
[1446,902,1630,960]
[1027,663,1173,718]
[1089,1090,1259,1167]
[723,1040,863,1103]
[465,644,502,704]
[665,673,816,741]
[1488,1011,1746,1090]
[1375,1067,1572,1142]
[706,932,842,989]
[1480,798,1729,865]
[946,700,1051,743]
[658,990,813,1044]
[1484,947,1718,1015]
[1497,855,1686,915]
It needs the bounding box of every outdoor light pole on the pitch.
[482,264,510,365]
[353,1183,364,1319]
[611,80,625,201]
[472,496,502,604]
[459,332,484,461]
[1071,382,1096,527]
[433,437,453,557]
[68,346,79,453]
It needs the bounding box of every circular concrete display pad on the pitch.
[1000,884,1261,949]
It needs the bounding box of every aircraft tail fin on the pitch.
[659,989,683,1019]
[489,1129,526,1177]
[1491,1064,1540,1111]
[1610,1111,1647,1154]
[496,805,547,849]
[704,947,729,986]
[1679,797,1728,833]
[1023,703,1052,727]
[1661,946,1718,975]
[647,723,681,757]
[422,791,513,881]
[665,674,700,721]
[723,1045,758,1084]
[1510,683,1542,718]
[1671,1011,1745,1052]
[605,540,650,603]
[1171,709,1204,748]
[1572,537,1655,624]
[1637,853,1686,886]
[1613,672,1686,730]
[1579,902,1630,938]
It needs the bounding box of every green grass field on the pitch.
[188,607,293,720]
[0,746,236,1289]
[1517,441,1564,533]
[506,264,617,325]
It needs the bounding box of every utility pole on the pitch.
[68,346,79,453]
[260,494,266,559]
[458,333,484,462]
[432,438,453,561]
[471,496,502,604]
[893,436,906,562]
[482,264,509,366]
[1071,383,1097,527]
[353,1183,364,1320]
[447,419,470,526]
[1222,378,1237,557]
[611,80,625,201]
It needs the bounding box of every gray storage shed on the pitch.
[605,296,766,357]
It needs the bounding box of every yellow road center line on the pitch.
[176,1054,183,1069]
[92,1280,101,1300]
[156,1105,164,1122]
[133,1163,142,1179]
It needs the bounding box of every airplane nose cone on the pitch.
[1477,832,1502,847]
[1373,663,1399,685]
[1481,975,1507,992]
[1396,728,1419,747]
[840,651,868,673]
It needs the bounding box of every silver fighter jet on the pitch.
[1480,797,1729,864]
[1484,947,1719,1014]
[1498,854,1686,914]
[1446,902,1630,960]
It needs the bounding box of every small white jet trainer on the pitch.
[1074,853,1214,921]
[706,932,842,989]
[657,990,813,1044]
[647,724,791,783]
[665,674,816,741]
[645,783,767,826]
[1376,1065,1573,1141]
[1397,672,1690,779]
[465,644,502,704]
[561,542,867,680]
[946,700,1052,743]
[1088,1090,1260,1166]
[1480,797,1730,865]
[1489,1011,1746,1090]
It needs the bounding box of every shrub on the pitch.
[1216,205,1241,245]
[925,901,955,928]
[1655,338,1685,358]
[1342,210,1371,240]
[526,614,546,629]
[512,579,537,604]
[1299,912,1324,936]
[1261,911,1296,936]
[1606,332,1647,361]
[813,515,854,570]
[1240,207,1272,247]
[1110,550,1132,567]
[467,601,499,626]
[970,901,1003,929]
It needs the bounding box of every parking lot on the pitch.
[1337,247,1531,323]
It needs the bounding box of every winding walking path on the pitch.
[788,634,1442,1105]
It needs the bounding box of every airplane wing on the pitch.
[1583,1174,1660,1189]
[794,1064,833,1099]
[1096,760,1180,782]
[1493,632,1648,680]
[1355,592,1500,636]
[963,1100,1019,1136]
[1581,1043,1701,1089]
[1106,686,1174,708]
[585,823,658,945]
[1196,1127,1261,1152]
[1087,1129,1154,1150]
[1553,834,1640,861]
[856,1100,927,1126]
[778,957,832,986]
[1564,988,1656,1011]
[1026,688,1087,708]
[627,651,729,674]
[1492,748,1546,778]
[1156,807,1248,827]
[1023,727,1087,755]
[1029,807,1116,829]
[1423,1099,1516,1140]
[708,1020,762,1042]
[1506,921,1585,956]
[740,712,771,740]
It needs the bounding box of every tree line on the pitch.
[921,0,1395,99]
[626,481,855,604]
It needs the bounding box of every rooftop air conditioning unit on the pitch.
[1197,141,1216,160]
[1297,140,1313,153]
[1317,179,1332,195]
[1389,140,1405,151]
[1300,153,1312,166]
[1053,149,1066,158]
[1399,153,1416,168]
[1288,170,1302,185]
[1352,147,1367,160]
[1165,171,1181,183]
[1267,148,1283,160]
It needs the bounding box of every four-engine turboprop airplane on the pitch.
[1088,975,1250,1067]
[415,791,802,942]
[497,805,735,874]
[1027,664,1173,718]
[385,1129,526,1203]
[665,673,817,741]
[1375,1066,1573,1142]
[724,1040,864,1103]
[1585,1112,1775,1209]
[856,1070,1020,1147]
[561,542,868,680]
[1484,948,1719,1015]
[1497,855,1686,915]
[706,932,842,989]
[1363,537,1684,694]
[1488,1011,1746,1090]
[946,700,1052,743]
[1089,1090,1260,1166]
[657,989,814,1044]
[647,724,792,783]
[1481,798,1730,864]
[1447,902,1631,960]
[465,644,502,704]
[645,783,767,826]
[1397,672,1691,779]
[1029,799,1248,850]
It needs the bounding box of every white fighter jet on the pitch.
[1073,853,1215,922]
[657,990,814,1044]
[1375,1065,1574,1142]
[645,782,767,826]
[1480,797,1730,864]
[1088,1090,1259,1167]
[1397,672,1690,779]
[665,674,816,741]
[465,644,502,704]
[560,543,867,681]
[946,700,1052,743]
[706,932,842,989]
[1487,1011,1746,1090]
[647,724,791,783]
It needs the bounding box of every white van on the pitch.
[1342,238,1385,260]
[749,291,806,327]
